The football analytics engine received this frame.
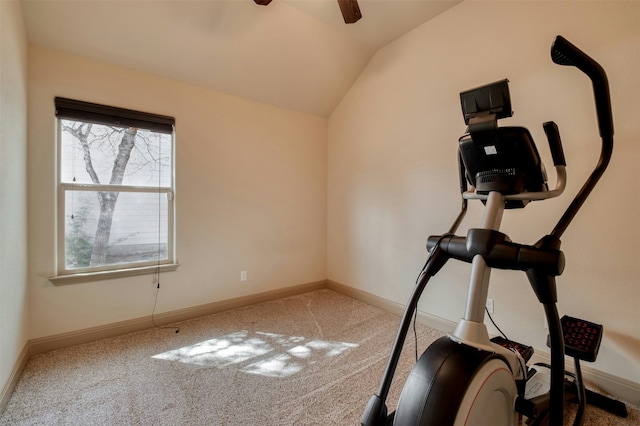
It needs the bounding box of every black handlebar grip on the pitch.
[551,35,614,139]
[543,121,566,166]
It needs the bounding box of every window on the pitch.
[52,98,177,282]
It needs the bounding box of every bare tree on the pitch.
[63,123,138,266]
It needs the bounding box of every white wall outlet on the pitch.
[486,298,494,314]
[240,270,247,281]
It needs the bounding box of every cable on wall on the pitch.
[150,129,179,334]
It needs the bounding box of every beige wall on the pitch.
[0,0,29,402]
[28,46,327,338]
[328,1,640,386]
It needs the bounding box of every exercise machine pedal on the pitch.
[491,336,534,363]
[547,315,602,362]
[544,315,628,418]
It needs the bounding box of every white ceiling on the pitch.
[21,0,461,117]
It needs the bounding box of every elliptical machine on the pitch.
[361,36,622,425]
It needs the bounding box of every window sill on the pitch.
[49,263,179,285]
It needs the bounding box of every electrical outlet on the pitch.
[486,298,494,314]
[240,270,247,281]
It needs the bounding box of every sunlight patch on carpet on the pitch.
[151,330,358,377]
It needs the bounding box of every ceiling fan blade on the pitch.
[337,0,362,24]
[254,0,272,5]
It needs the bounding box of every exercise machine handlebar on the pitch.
[426,230,565,276]
[550,35,614,239]
[543,121,566,167]
[551,36,614,139]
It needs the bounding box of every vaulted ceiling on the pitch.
[21,0,461,117]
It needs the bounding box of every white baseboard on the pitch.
[29,280,327,356]
[327,279,640,407]
[327,279,458,333]
[0,343,29,414]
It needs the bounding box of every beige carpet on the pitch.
[1,289,637,425]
